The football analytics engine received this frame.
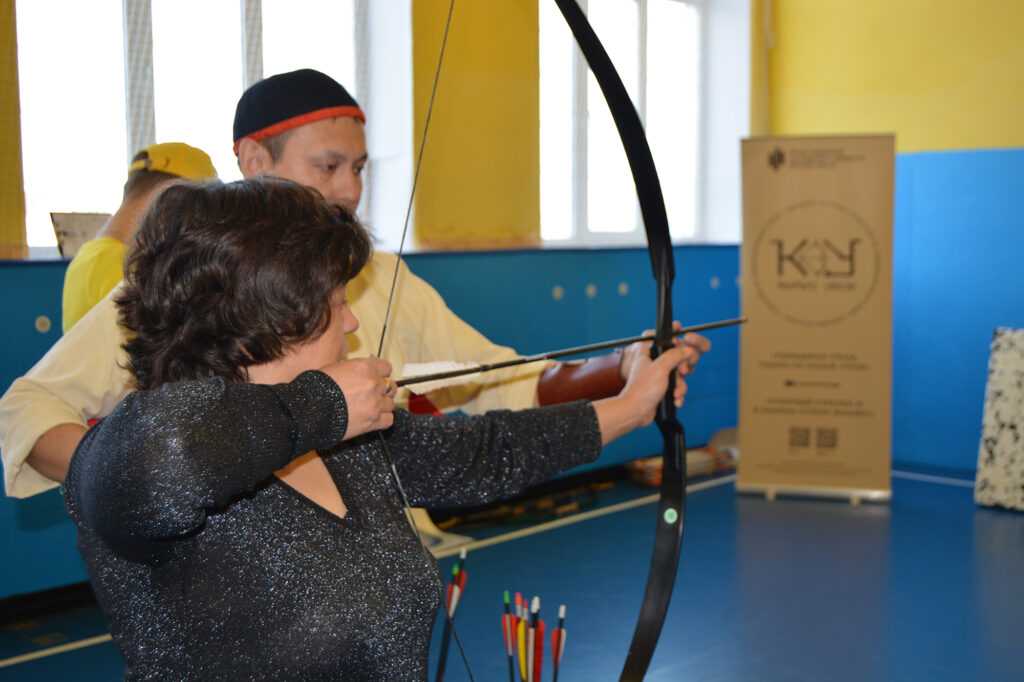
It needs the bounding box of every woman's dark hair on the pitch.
[116,177,372,390]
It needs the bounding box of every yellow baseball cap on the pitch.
[128,142,218,180]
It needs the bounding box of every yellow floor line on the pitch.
[891,470,974,488]
[433,474,736,559]
[0,634,113,668]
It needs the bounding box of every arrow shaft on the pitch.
[396,317,746,388]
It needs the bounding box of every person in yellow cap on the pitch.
[61,142,217,332]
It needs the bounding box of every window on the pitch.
[16,0,128,249]
[16,1,743,251]
[16,0,361,249]
[585,0,642,237]
[540,0,703,244]
[538,2,574,241]
[262,0,357,94]
[151,0,244,182]
[646,0,701,240]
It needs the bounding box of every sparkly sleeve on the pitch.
[65,371,347,558]
[382,401,602,508]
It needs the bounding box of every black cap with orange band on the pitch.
[232,68,365,155]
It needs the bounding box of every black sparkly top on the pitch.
[65,370,601,681]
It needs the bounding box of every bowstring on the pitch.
[376,0,456,360]
[370,1,476,680]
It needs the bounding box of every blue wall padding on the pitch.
[0,261,82,598]
[892,148,1024,472]
[0,247,740,598]
[0,261,63,390]
[1,145,1021,596]
[404,245,742,470]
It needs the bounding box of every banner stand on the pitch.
[735,483,890,506]
[737,135,894,505]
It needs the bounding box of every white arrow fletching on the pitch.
[399,361,481,393]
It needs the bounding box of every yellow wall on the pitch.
[411,0,539,249]
[767,0,1024,152]
[749,0,772,136]
[0,0,26,258]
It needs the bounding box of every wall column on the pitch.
[412,1,540,249]
[0,0,27,259]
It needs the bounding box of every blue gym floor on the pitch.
[1,473,1020,681]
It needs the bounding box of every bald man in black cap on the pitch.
[233,69,368,214]
[229,69,707,411]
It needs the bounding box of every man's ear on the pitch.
[236,138,273,178]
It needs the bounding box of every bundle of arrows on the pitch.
[502,591,568,682]
[434,549,468,682]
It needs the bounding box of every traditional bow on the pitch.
[380,1,688,679]
[550,2,687,679]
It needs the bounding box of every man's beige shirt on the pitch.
[0,251,542,497]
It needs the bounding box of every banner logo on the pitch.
[752,201,880,326]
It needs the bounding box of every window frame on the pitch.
[19,0,745,252]
[20,0,365,252]
[123,0,365,169]
[542,0,709,248]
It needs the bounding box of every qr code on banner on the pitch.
[816,428,839,449]
[789,426,810,448]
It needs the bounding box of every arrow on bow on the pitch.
[397,316,746,390]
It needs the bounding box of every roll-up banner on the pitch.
[738,135,894,503]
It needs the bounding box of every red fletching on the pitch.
[502,614,514,655]
[533,620,545,682]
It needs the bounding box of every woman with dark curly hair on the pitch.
[64,178,693,680]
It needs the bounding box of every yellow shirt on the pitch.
[61,237,127,333]
[1,251,543,497]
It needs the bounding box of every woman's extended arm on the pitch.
[386,346,692,508]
